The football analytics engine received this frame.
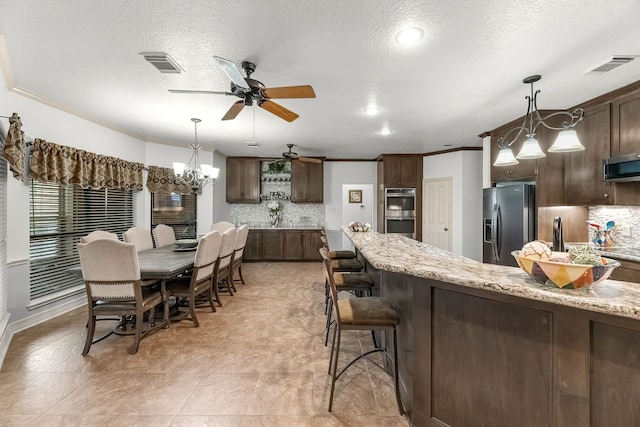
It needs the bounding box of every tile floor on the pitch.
[0,262,409,426]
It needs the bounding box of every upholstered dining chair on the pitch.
[79,230,118,243]
[165,230,223,326]
[123,226,154,252]
[210,221,235,233]
[320,248,403,414]
[153,224,176,248]
[232,224,250,285]
[77,238,167,355]
[216,227,238,300]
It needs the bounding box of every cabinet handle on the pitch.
[604,193,609,198]
[444,227,448,231]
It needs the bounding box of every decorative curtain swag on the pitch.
[1,113,26,181]
[146,165,200,194]
[29,138,144,190]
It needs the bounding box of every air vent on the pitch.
[139,52,183,74]
[586,56,638,75]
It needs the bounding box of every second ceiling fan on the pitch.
[169,56,316,122]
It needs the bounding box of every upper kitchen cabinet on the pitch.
[611,87,640,156]
[490,118,537,183]
[535,113,566,207]
[565,103,613,205]
[382,155,422,188]
[226,157,261,203]
[291,159,324,203]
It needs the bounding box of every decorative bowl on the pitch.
[174,239,199,249]
[349,222,371,232]
[511,250,620,290]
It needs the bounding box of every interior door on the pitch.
[423,178,452,251]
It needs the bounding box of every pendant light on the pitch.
[173,118,220,190]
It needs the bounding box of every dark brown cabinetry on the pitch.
[383,156,421,188]
[291,160,324,203]
[609,258,640,283]
[245,229,322,261]
[226,157,261,203]
[566,103,613,205]
[535,115,566,207]
[611,88,640,156]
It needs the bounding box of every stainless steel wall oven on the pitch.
[385,188,416,238]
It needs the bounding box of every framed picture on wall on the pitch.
[348,189,362,203]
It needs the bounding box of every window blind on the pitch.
[29,180,134,300]
[151,191,197,240]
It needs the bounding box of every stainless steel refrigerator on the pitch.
[483,183,536,267]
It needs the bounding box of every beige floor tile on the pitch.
[240,415,314,427]
[33,414,174,426]
[245,373,314,415]
[178,373,259,416]
[311,414,384,427]
[170,415,243,426]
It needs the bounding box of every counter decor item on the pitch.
[174,239,199,249]
[267,201,282,227]
[587,220,615,247]
[348,221,371,232]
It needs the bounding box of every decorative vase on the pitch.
[270,213,280,228]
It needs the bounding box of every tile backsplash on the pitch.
[229,202,325,228]
[589,206,640,248]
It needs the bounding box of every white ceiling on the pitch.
[1,0,639,159]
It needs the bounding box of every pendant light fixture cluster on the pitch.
[493,75,585,167]
[172,118,220,190]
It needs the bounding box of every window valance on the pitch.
[29,138,144,190]
[146,165,197,194]
[1,113,26,181]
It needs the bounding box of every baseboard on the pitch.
[0,296,86,369]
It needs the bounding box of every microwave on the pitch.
[603,153,640,182]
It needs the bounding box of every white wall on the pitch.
[423,150,483,261]
[323,161,377,249]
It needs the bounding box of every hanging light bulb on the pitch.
[516,135,546,159]
[173,118,220,190]
[548,129,585,152]
[493,146,519,167]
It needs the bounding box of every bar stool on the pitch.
[320,229,356,260]
[320,236,362,272]
[320,248,403,414]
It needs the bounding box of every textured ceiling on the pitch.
[1,0,639,159]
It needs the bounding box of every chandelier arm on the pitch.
[497,125,528,148]
[537,108,585,131]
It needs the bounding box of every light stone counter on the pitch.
[342,227,640,321]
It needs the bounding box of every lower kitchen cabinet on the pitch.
[609,259,640,283]
[245,229,322,261]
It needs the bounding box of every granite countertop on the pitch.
[245,225,322,230]
[342,227,640,321]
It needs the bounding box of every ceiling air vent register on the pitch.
[586,56,638,75]
[139,52,183,74]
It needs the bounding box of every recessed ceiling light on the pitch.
[395,27,424,46]
[379,128,392,136]
[364,106,380,116]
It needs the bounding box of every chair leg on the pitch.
[328,325,341,412]
[238,264,245,284]
[229,268,237,293]
[392,327,404,415]
[189,294,199,327]
[82,314,96,356]
[324,302,334,346]
[128,311,144,354]
[207,284,217,313]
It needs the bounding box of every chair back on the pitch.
[80,230,118,243]
[218,227,238,269]
[123,227,154,252]
[320,235,330,250]
[77,239,141,301]
[193,230,223,283]
[210,221,235,233]
[233,224,250,260]
[320,247,340,317]
[153,224,176,248]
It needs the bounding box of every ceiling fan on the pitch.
[169,56,316,122]
[272,144,321,164]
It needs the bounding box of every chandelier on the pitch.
[493,75,585,167]
[173,118,220,189]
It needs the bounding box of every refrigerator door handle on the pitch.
[491,203,499,261]
[495,204,502,260]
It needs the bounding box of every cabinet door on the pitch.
[566,103,612,205]
[283,230,302,260]
[244,229,262,261]
[262,230,283,260]
[306,162,324,202]
[400,157,419,187]
[241,159,261,203]
[290,160,308,202]
[226,158,245,203]
[611,89,640,156]
[302,230,322,261]
[536,118,566,207]
[226,158,260,203]
[384,157,403,187]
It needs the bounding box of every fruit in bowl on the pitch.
[512,244,620,290]
[174,239,199,249]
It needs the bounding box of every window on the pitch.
[151,191,197,240]
[29,180,134,302]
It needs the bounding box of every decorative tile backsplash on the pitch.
[228,202,325,228]
[589,206,640,248]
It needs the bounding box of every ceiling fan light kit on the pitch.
[170,56,315,122]
[494,75,585,167]
[173,118,220,191]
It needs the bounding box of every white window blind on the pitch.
[29,180,134,300]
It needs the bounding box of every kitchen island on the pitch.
[342,227,640,427]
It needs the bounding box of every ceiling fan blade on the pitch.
[168,89,233,95]
[213,56,250,90]
[261,85,316,99]
[222,101,245,121]
[259,100,299,122]
[295,156,322,164]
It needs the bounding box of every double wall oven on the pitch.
[385,188,416,238]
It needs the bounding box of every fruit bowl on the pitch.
[511,250,620,290]
[174,239,199,249]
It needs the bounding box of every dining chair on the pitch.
[77,238,167,355]
[123,226,154,252]
[153,224,176,248]
[232,224,250,285]
[320,248,403,414]
[216,227,238,299]
[79,230,119,243]
[165,230,223,326]
[210,221,235,233]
